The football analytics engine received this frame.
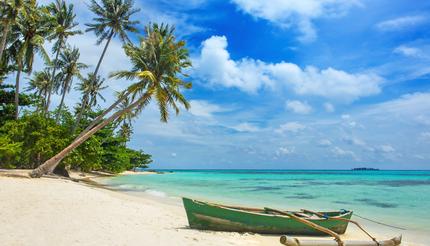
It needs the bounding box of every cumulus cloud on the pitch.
[231,0,361,42]
[232,123,261,132]
[318,139,332,147]
[340,114,359,128]
[194,36,273,93]
[285,100,312,114]
[276,146,295,156]
[393,45,422,57]
[275,122,306,133]
[188,100,226,117]
[270,64,383,102]
[377,15,428,31]
[378,145,395,153]
[331,146,358,160]
[194,36,383,101]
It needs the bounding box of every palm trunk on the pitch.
[43,88,48,111]
[30,92,150,178]
[71,95,88,134]
[76,91,130,138]
[48,91,130,172]
[45,40,63,116]
[93,30,114,78]
[14,63,22,120]
[55,76,71,123]
[0,21,10,62]
[71,31,114,133]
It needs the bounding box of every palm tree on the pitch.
[71,0,140,130]
[55,46,87,122]
[72,73,107,133]
[8,2,52,119]
[0,0,24,62]
[45,0,82,115]
[31,23,192,178]
[27,69,51,111]
[85,0,140,77]
[114,95,136,143]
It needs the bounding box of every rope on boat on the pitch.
[353,213,407,230]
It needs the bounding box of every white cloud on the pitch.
[195,36,383,101]
[364,93,430,126]
[275,122,306,133]
[188,100,226,117]
[276,146,295,156]
[285,100,312,114]
[393,45,422,57]
[232,123,260,132]
[340,114,359,128]
[189,100,228,117]
[270,64,383,102]
[377,15,428,31]
[318,139,332,147]
[231,0,361,42]
[324,102,335,112]
[378,145,395,153]
[171,152,177,157]
[331,146,358,160]
[341,114,351,120]
[194,36,273,93]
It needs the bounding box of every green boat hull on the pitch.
[183,198,352,235]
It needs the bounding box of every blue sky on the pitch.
[19,0,430,169]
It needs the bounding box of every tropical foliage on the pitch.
[0,0,193,176]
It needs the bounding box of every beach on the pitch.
[0,170,427,246]
[0,172,275,246]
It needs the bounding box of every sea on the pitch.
[100,169,430,237]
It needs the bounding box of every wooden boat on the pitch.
[182,197,353,235]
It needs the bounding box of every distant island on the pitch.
[351,167,380,171]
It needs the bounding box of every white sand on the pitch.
[0,173,426,246]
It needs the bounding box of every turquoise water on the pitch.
[103,170,430,233]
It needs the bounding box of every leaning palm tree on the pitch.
[0,0,24,62]
[85,0,140,77]
[27,69,51,111]
[55,46,87,122]
[8,2,52,119]
[44,0,82,114]
[31,23,192,178]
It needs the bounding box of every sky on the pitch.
[10,0,430,169]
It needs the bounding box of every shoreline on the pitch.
[0,169,427,245]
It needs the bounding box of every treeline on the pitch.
[0,0,192,176]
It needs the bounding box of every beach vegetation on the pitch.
[0,0,190,177]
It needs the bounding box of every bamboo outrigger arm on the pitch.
[279,235,402,246]
[264,208,344,246]
[301,209,379,246]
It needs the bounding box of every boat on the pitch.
[182,197,353,235]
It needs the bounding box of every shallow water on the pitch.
[102,170,430,234]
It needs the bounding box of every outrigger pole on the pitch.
[264,207,345,246]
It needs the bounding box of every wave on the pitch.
[144,189,167,198]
